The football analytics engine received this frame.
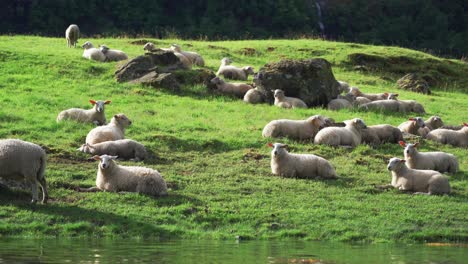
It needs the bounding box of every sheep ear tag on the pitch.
[267,143,274,148]
[398,141,406,147]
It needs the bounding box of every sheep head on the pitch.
[387,157,406,171]
[94,154,118,170]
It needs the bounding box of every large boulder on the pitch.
[397,73,431,94]
[254,58,341,106]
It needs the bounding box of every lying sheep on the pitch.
[65,24,80,48]
[398,117,426,135]
[262,115,328,140]
[399,141,459,173]
[354,96,372,106]
[349,87,388,101]
[418,116,444,137]
[243,87,264,104]
[0,139,48,203]
[362,124,403,144]
[143,42,171,52]
[337,81,350,93]
[57,100,111,126]
[399,100,426,114]
[82,155,167,196]
[269,143,337,179]
[210,77,252,98]
[82,41,106,62]
[78,139,147,161]
[426,123,468,148]
[274,89,307,109]
[387,157,450,195]
[99,45,128,62]
[327,93,354,110]
[86,114,132,145]
[216,58,254,80]
[314,118,367,147]
[143,42,191,69]
[170,44,205,66]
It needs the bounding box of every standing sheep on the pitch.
[85,114,132,145]
[426,123,468,148]
[99,45,128,62]
[57,100,111,126]
[274,89,307,109]
[399,141,459,173]
[0,139,48,203]
[262,115,328,140]
[398,117,426,135]
[82,41,106,62]
[269,143,337,179]
[65,24,80,48]
[210,77,253,98]
[78,139,147,161]
[314,118,367,147]
[170,44,205,66]
[387,157,450,195]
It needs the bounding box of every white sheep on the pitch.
[399,141,459,173]
[387,157,450,195]
[65,24,80,48]
[99,45,128,62]
[216,58,255,81]
[399,100,426,114]
[426,123,468,148]
[57,100,111,126]
[170,44,205,66]
[143,42,191,69]
[418,116,444,137]
[262,115,328,140]
[85,114,132,145]
[349,87,388,101]
[0,139,48,203]
[210,77,253,98]
[398,117,426,135]
[274,89,307,109]
[143,42,171,52]
[82,41,106,62]
[314,118,367,147]
[269,143,337,179]
[327,93,354,110]
[353,96,372,106]
[337,81,350,93]
[78,139,147,161]
[243,87,264,104]
[363,124,403,144]
[82,155,167,196]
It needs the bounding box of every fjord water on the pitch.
[0,239,466,263]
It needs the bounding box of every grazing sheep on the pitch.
[65,24,80,48]
[0,139,48,203]
[85,155,167,196]
[170,44,205,66]
[82,41,106,62]
[327,93,354,110]
[269,143,337,179]
[349,87,388,101]
[337,81,350,93]
[210,77,252,98]
[78,139,147,161]
[387,157,450,195]
[99,45,128,62]
[418,116,444,137]
[426,123,468,148]
[262,115,328,140]
[314,118,367,147]
[399,141,459,173]
[57,100,111,126]
[398,117,426,135]
[274,89,307,109]
[363,124,403,144]
[85,114,132,145]
[243,87,264,104]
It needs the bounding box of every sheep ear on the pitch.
[280,144,288,149]
[89,100,96,105]
[104,100,111,104]
[414,142,420,148]
[110,156,118,160]
[383,92,388,96]
[267,143,273,148]
[408,118,415,121]
[398,141,406,147]
[394,94,399,97]
[93,155,101,161]
[114,114,119,119]
[400,159,406,163]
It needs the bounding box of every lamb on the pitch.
[268,143,337,179]
[57,100,111,126]
[362,124,403,144]
[243,87,264,104]
[0,139,48,203]
[387,157,450,195]
[216,58,255,80]
[210,77,253,98]
[85,114,132,145]
[65,24,80,48]
[399,141,459,173]
[398,117,426,135]
[262,115,328,140]
[99,45,128,62]
[418,116,444,137]
[82,41,106,62]
[314,118,367,147]
[274,89,307,109]
[327,93,354,110]
[82,155,167,196]
[78,139,147,161]
[426,123,468,148]
[170,44,205,66]
[349,87,388,101]
[143,42,191,69]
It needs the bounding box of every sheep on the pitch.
[143,42,171,52]
[268,143,337,179]
[349,87,388,101]
[262,115,328,140]
[274,89,307,109]
[243,87,264,104]
[399,141,459,173]
[210,77,253,98]
[426,123,468,148]
[82,41,106,62]
[418,116,444,138]
[387,157,450,195]
[314,118,367,147]
[360,128,381,146]
[78,139,147,161]
[0,139,48,203]
[57,100,111,126]
[82,155,167,196]
[143,42,191,69]
[65,24,80,48]
[398,117,426,135]
[359,100,403,112]
[85,114,132,145]
[337,81,350,93]
[216,58,254,81]
[170,44,205,66]
[363,124,403,144]
[399,100,426,114]
[99,45,128,62]
[327,93,354,110]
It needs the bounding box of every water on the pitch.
[0,239,466,263]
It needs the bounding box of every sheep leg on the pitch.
[30,181,39,204]
[38,177,48,204]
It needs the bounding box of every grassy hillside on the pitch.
[0,36,467,242]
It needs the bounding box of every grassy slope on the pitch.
[0,36,467,242]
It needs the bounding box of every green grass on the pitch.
[0,36,467,242]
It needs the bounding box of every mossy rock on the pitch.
[396,73,431,94]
